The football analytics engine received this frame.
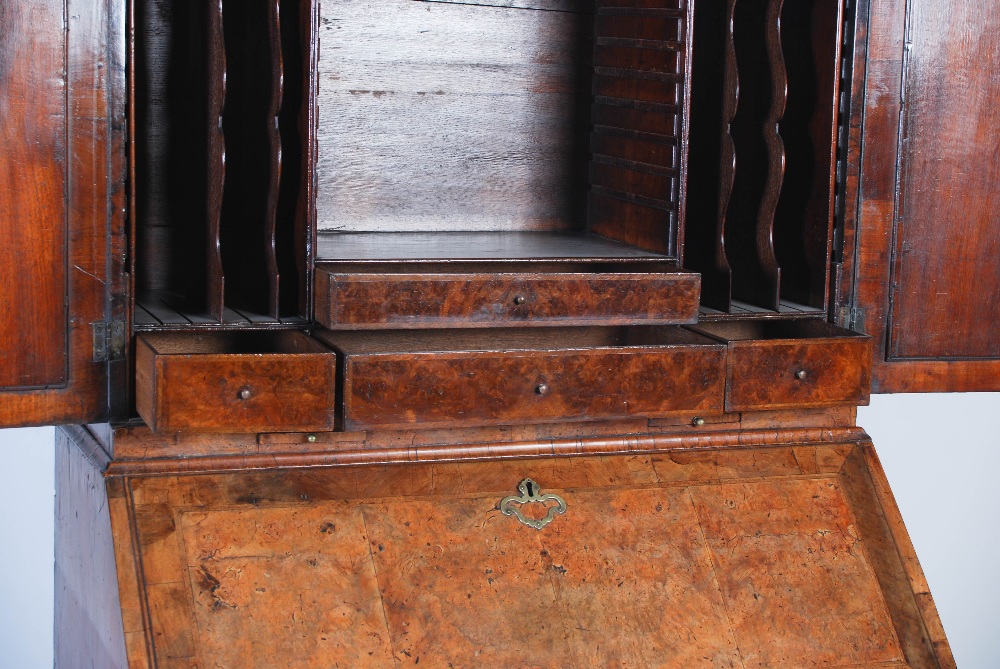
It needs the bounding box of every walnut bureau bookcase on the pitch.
[2,0,996,665]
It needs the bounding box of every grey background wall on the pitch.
[2,394,998,667]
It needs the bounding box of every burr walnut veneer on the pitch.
[2,0,995,665]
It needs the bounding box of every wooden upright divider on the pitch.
[206,0,227,322]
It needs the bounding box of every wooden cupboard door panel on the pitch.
[122,444,952,668]
[0,0,118,426]
[888,0,1000,362]
[842,0,1000,391]
[0,0,68,389]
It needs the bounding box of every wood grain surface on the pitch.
[319,326,725,429]
[114,442,952,668]
[691,320,872,410]
[135,331,336,433]
[840,0,1000,391]
[315,261,700,328]
[0,0,116,426]
[316,0,594,233]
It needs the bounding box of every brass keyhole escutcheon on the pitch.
[499,478,567,530]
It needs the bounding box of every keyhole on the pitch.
[526,481,535,496]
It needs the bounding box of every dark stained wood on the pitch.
[134,332,336,433]
[206,0,227,322]
[0,1,67,389]
[111,442,953,668]
[773,0,842,309]
[684,0,736,310]
[587,0,688,255]
[840,0,1000,391]
[725,0,782,309]
[54,428,129,668]
[219,0,274,318]
[316,0,594,234]
[315,261,700,328]
[886,0,1000,361]
[318,326,726,430]
[316,231,671,261]
[691,320,872,410]
[265,0,283,317]
[0,0,114,426]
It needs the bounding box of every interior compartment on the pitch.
[689,318,865,342]
[314,0,687,261]
[132,0,314,324]
[685,0,845,314]
[129,0,850,328]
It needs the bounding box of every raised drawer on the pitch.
[135,331,336,433]
[315,326,725,430]
[314,261,701,329]
[690,321,872,411]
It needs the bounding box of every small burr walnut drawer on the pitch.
[315,326,725,430]
[135,332,336,433]
[314,261,701,329]
[689,321,873,411]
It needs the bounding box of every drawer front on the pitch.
[135,336,336,433]
[726,338,872,411]
[341,345,724,430]
[315,270,701,329]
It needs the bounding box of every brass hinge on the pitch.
[837,307,867,333]
[92,321,126,362]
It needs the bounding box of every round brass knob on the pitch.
[692,416,706,427]
[238,387,252,400]
[513,294,527,305]
[535,383,549,396]
[306,434,317,443]
[795,369,808,380]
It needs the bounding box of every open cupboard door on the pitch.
[839,0,1000,393]
[0,0,123,427]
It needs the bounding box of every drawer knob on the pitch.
[499,478,567,530]
[794,369,808,380]
[513,294,527,305]
[692,416,706,427]
[535,383,549,395]
[237,387,252,400]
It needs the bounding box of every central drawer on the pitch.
[316,326,725,430]
[314,261,701,329]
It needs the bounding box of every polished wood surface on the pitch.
[0,0,67,389]
[887,0,1000,361]
[0,0,118,427]
[841,0,1000,391]
[135,331,336,433]
[319,326,725,430]
[315,261,700,328]
[692,320,872,411]
[109,440,952,668]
